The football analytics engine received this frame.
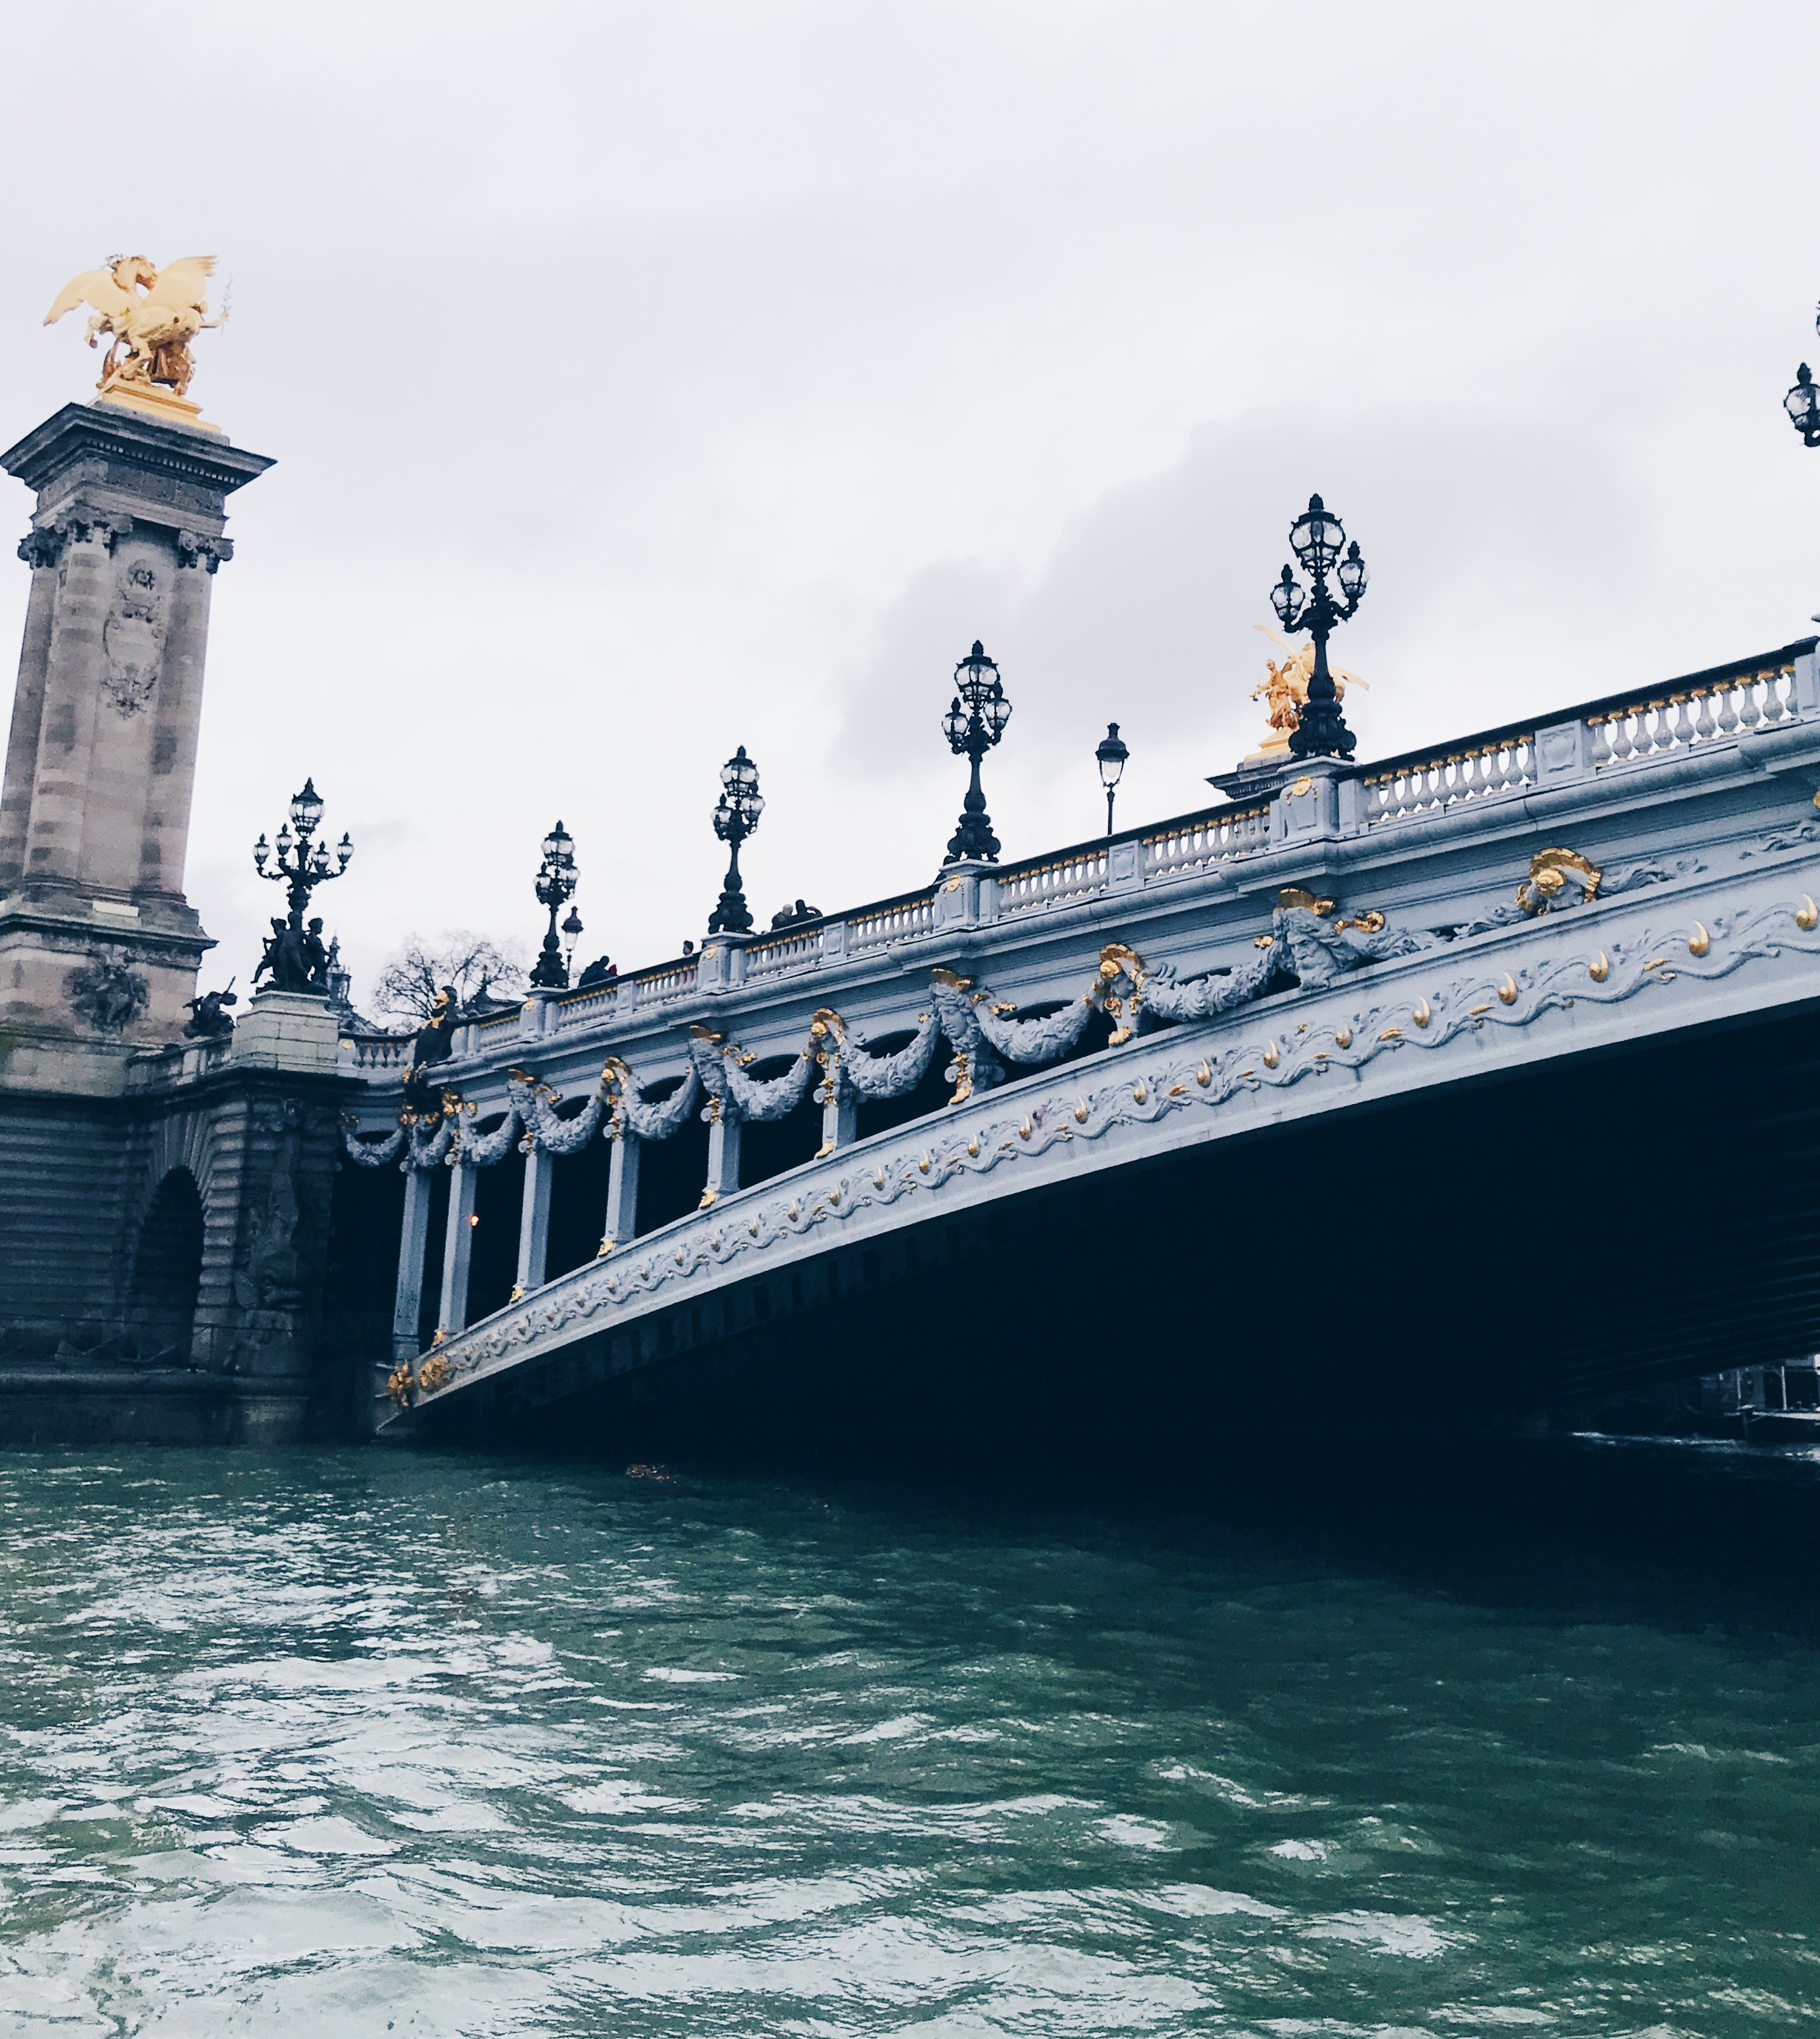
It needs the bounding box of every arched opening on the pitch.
[129,1168,205,1357]
[635,1076,710,1237]
[740,1054,825,1188]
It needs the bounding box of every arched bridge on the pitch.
[337,639,1820,1450]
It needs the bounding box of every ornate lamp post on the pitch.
[1269,494,1368,760]
[942,639,1012,863]
[528,821,578,989]
[1095,722,1128,836]
[252,776,352,928]
[707,746,764,935]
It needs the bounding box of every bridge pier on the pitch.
[704,1106,740,1204]
[822,1087,856,1154]
[516,1147,553,1295]
[602,1131,640,1252]
[391,1167,432,1367]
[437,1160,477,1338]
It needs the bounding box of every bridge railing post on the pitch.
[1794,648,1820,718]
[438,1160,477,1338]
[515,1146,553,1296]
[1532,716,1594,784]
[602,1131,640,1253]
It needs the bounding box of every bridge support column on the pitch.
[438,1161,477,1338]
[602,1132,640,1252]
[515,1147,552,1296]
[821,1088,856,1153]
[704,1106,741,1204]
[391,1166,433,1365]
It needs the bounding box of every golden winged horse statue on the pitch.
[44,255,224,403]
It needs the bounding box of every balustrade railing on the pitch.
[847,892,936,951]
[744,927,825,979]
[1364,734,1535,826]
[1144,803,1271,876]
[554,981,623,1028]
[340,1033,413,1070]
[636,958,699,1002]
[1588,662,1799,767]
[994,846,1109,917]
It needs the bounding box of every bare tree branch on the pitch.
[372,931,528,1025]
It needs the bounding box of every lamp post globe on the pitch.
[942,639,1011,864]
[1095,722,1128,836]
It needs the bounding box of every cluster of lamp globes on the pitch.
[251,777,353,899]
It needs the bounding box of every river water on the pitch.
[3,1437,1819,2036]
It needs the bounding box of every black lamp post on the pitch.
[942,639,1012,863]
[1269,494,1369,760]
[1095,722,1128,836]
[1786,362,1820,448]
[252,776,353,926]
[528,821,578,989]
[707,746,764,934]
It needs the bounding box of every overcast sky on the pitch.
[1,4,1816,1010]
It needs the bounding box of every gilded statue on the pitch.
[44,255,225,411]
[1248,624,1368,759]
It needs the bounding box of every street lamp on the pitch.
[1095,722,1128,836]
[942,639,1012,863]
[529,820,578,989]
[561,906,584,975]
[707,746,764,934]
[1269,494,1369,760]
[252,775,353,927]
[1786,362,1820,448]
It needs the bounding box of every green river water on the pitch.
[2,1438,1818,2035]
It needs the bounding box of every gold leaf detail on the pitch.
[1688,922,1709,958]
[1497,974,1518,1005]
[1334,1026,1352,1049]
[1588,952,1610,981]
[1195,1061,1211,1087]
[1800,896,1819,931]
[1261,1044,1278,1069]
[1413,999,1431,1028]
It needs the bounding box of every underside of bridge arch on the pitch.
[412,1002,1820,1470]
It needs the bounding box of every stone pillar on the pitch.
[704,1104,741,1205]
[438,1161,477,1336]
[820,1085,856,1155]
[0,404,272,1095]
[392,1166,433,1365]
[515,1147,553,1297]
[602,1131,641,1252]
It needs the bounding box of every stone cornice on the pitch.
[1,402,274,501]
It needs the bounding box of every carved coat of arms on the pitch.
[101,557,167,716]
